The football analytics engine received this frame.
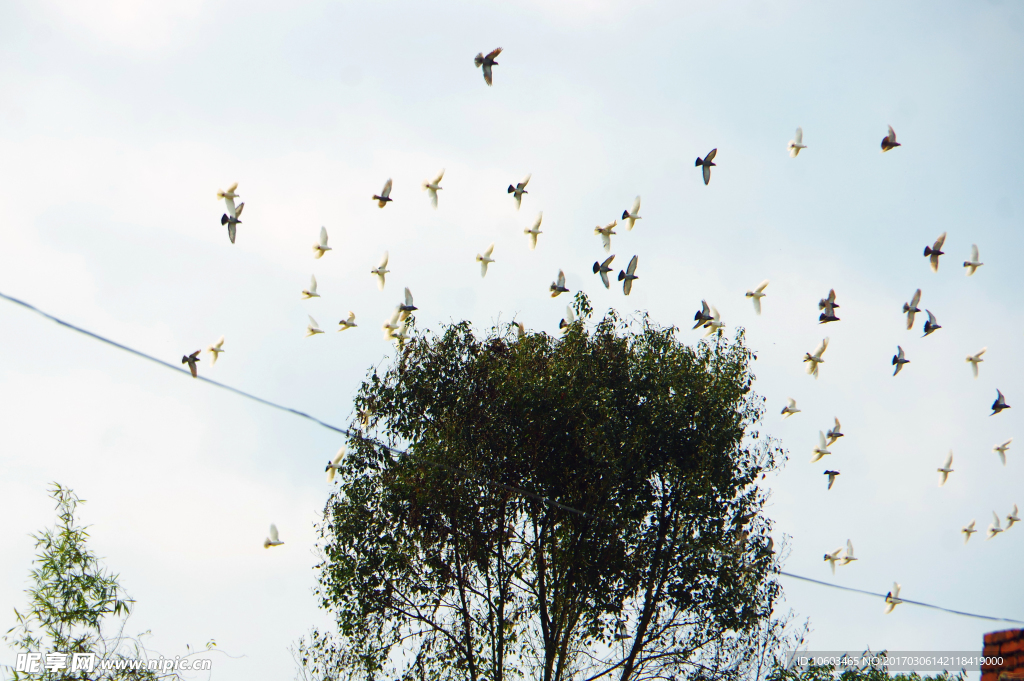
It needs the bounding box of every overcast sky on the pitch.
[2,0,1024,679]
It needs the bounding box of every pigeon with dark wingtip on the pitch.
[695,149,717,185]
[622,196,641,230]
[824,470,840,490]
[902,289,922,330]
[508,174,531,209]
[924,232,946,272]
[559,305,574,331]
[474,47,502,86]
[182,350,201,378]
[693,300,714,329]
[892,346,909,375]
[618,255,638,295]
[922,310,941,336]
[992,390,1010,415]
[881,125,901,152]
[593,255,615,289]
[818,289,840,323]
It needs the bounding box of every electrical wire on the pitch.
[2,289,1022,626]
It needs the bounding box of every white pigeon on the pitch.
[337,311,357,331]
[326,446,345,483]
[622,196,641,230]
[966,348,986,378]
[803,337,829,378]
[903,289,922,330]
[301,275,320,299]
[525,213,543,250]
[884,583,902,613]
[217,182,240,217]
[391,317,411,344]
[516,322,525,340]
[1007,504,1020,529]
[962,520,977,544]
[306,315,324,337]
[937,451,954,486]
[313,226,332,259]
[781,398,801,418]
[988,511,1004,539]
[788,127,807,157]
[963,244,983,276]
[399,287,416,321]
[477,243,495,277]
[595,220,617,252]
[371,252,390,290]
[206,336,225,365]
[823,547,842,575]
[840,539,857,566]
[993,439,1012,466]
[382,307,402,341]
[703,307,724,337]
[559,305,574,331]
[263,524,284,549]
[811,431,831,462]
[745,280,769,315]
[423,169,444,209]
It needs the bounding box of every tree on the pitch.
[301,295,788,681]
[4,483,211,681]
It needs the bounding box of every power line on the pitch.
[779,571,1024,624]
[2,290,1022,626]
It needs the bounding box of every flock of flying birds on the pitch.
[175,49,1015,610]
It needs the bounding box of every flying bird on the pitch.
[373,179,393,208]
[937,451,954,486]
[476,243,495,278]
[559,305,574,331]
[824,470,840,490]
[550,270,568,297]
[963,244,983,276]
[301,275,320,299]
[382,307,402,341]
[622,196,642,230]
[206,336,225,365]
[595,220,617,252]
[263,524,284,549]
[618,255,638,295]
[823,547,842,575]
[988,511,1003,539]
[781,398,801,418]
[182,350,200,378]
[306,316,324,337]
[399,288,417,320]
[508,174,531,209]
[826,417,843,445]
[326,446,345,483]
[993,439,1012,465]
[337,311,357,331]
[992,389,1010,415]
[962,520,977,544]
[892,346,909,375]
[220,202,243,244]
[746,280,769,315]
[525,213,543,249]
[922,310,941,336]
[312,226,331,259]
[788,127,807,157]
[423,169,444,208]
[884,583,903,613]
[474,47,502,86]
[593,255,615,289]
[217,182,239,206]
[804,337,829,378]
[881,125,901,152]
[811,431,832,462]
[371,252,390,290]
[693,301,714,329]
[966,348,986,378]
[703,307,724,337]
[695,148,717,185]
[818,289,840,323]
[391,318,411,344]
[1007,505,1020,529]
[840,539,857,566]
[923,232,946,272]
[902,289,922,330]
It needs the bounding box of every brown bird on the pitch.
[881,125,901,152]
[182,350,200,378]
[474,47,502,86]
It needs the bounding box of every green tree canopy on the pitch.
[303,297,788,681]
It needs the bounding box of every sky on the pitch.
[1,0,1023,678]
